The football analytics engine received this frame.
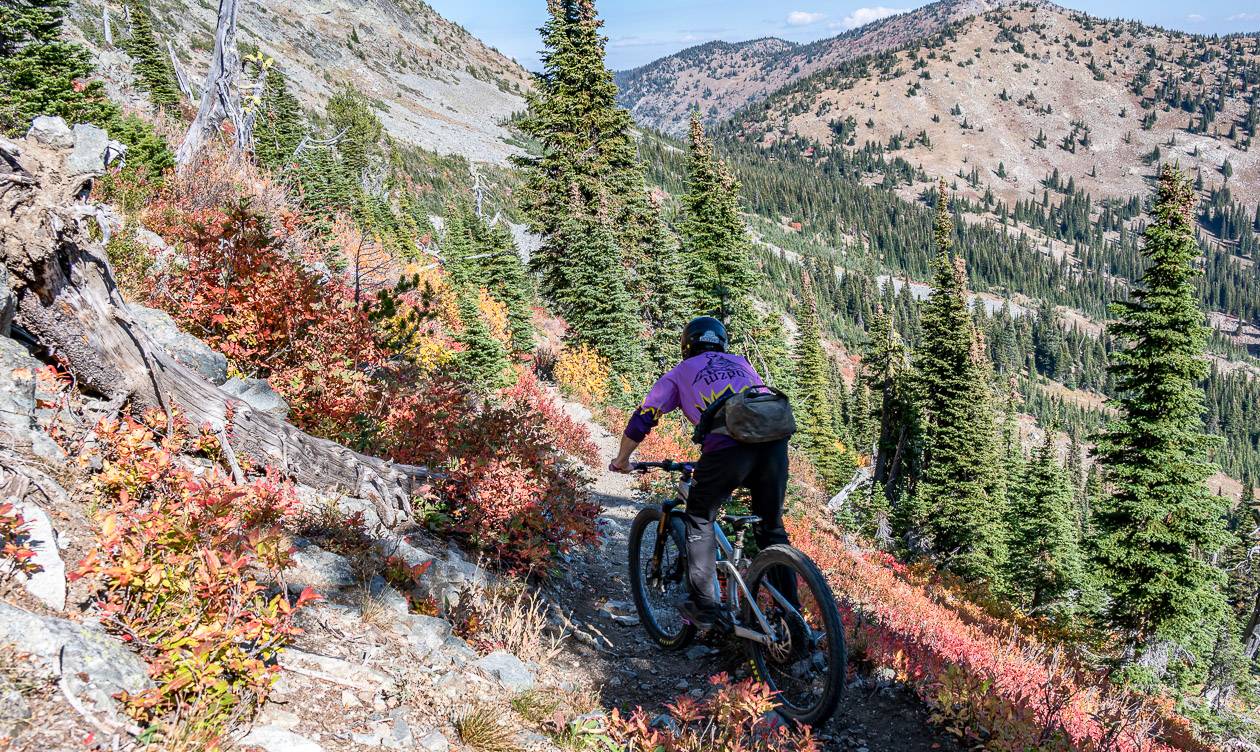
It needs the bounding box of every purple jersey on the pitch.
[624,352,764,451]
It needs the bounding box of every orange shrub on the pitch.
[73,412,313,737]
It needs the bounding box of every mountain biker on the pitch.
[609,316,792,632]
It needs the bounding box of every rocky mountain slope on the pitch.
[66,0,532,164]
[614,0,1011,136]
[725,1,1260,208]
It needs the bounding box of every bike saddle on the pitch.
[720,514,762,528]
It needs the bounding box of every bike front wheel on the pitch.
[742,544,846,727]
[628,506,696,650]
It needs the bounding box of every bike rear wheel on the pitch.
[742,544,846,727]
[628,506,696,650]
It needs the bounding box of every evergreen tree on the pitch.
[1010,432,1085,616]
[865,308,915,504]
[0,0,119,135]
[913,180,1008,583]
[515,0,654,376]
[254,68,305,172]
[636,217,692,371]
[327,84,385,186]
[743,309,796,397]
[452,287,512,391]
[679,110,756,320]
[1093,165,1229,658]
[121,0,181,107]
[792,272,846,492]
[443,202,535,354]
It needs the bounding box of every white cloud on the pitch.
[786,11,827,26]
[1186,13,1204,22]
[1228,12,1260,21]
[836,6,909,30]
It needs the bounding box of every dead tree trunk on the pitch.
[2,134,423,528]
[167,41,194,101]
[103,5,113,47]
[175,0,249,166]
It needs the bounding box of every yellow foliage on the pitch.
[477,289,511,347]
[413,335,456,373]
[555,344,611,406]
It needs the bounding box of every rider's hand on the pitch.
[609,456,632,474]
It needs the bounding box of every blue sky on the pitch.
[428,0,1260,71]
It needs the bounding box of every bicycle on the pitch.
[626,460,847,727]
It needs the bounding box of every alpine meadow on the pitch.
[0,0,1259,750]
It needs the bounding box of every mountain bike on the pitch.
[626,460,846,727]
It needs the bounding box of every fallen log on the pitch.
[1,129,423,528]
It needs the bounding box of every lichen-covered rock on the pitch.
[127,303,228,385]
[0,675,31,740]
[284,542,355,594]
[222,377,290,420]
[0,603,152,722]
[0,264,15,337]
[239,725,326,752]
[474,650,535,691]
[66,123,113,175]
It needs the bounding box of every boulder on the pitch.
[239,725,326,752]
[14,501,65,611]
[284,542,355,593]
[403,615,452,657]
[25,116,73,149]
[0,338,62,459]
[474,650,535,692]
[66,123,112,175]
[222,377,289,420]
[0,603,152,722]
[417,730,450,752]
[126,304,228,385]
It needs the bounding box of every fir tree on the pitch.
[0,0,119,135]
[636,217,692,371]
[121,0,181,107]
[452,287,512,391]
[913,180,1008,583]
[515,0,655,375]
[679,110,756,320]
[866,308,915,504]
[1093,165,1229,656]
[254,68,305,172]
[792,272,846,491]
[443,202,535,354]
[327,84,385,186]
[1010,432,1085,616]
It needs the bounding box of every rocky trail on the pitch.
[544,401,960,752]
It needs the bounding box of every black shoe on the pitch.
[679,600,734,634]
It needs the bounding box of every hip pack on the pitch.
[693,385,798,445]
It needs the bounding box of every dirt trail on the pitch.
[544,401,959,752]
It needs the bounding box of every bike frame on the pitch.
[651,470,801,647]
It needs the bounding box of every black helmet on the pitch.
[682,316,728,359]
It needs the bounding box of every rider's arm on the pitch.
[610,373,678,472]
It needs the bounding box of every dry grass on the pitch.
[355,587,394,629]
[453,704,521,752]
[511,689,564,726]
[452,584,566,665]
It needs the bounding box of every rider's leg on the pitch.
[746,438,799,607]
[684,445,752,619]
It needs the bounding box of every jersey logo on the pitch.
[691,354,745,387]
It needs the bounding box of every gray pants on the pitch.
[683,438,791,610]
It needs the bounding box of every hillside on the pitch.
[614,0,1009,136]
[66,0,533,164]
[725,1,1260,209]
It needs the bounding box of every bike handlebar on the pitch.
[631,460,693,474]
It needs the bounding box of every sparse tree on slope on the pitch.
[680,110,756,321]
[1093,164,1228,664]
[254,68,305,172]
[913,180,1008,584]
[121,0,181,107]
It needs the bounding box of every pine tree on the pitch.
[254,68,305,172]
[443,202,535,355]
[1010,432,1085,615]
[515,0,653,375]
[0,0,119,135]
[1093,165,1229,656]
[679,110,756,320]
[793,272,846,492]
[121,0,181,107]
[913,180,1008,583]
